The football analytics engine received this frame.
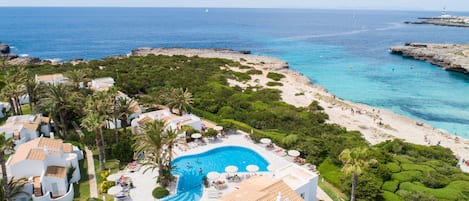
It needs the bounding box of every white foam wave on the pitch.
[277,29,370,41]
[19,54,29,57]
[375,22,405,31]
[45,58,62,63]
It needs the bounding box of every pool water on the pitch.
[163,146,269,201]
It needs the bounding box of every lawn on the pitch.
[93,151,122,201]
[73,159,90,201]
[318,175,348,201]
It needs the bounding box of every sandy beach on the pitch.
[132,48,469,171]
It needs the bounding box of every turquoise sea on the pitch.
[1,8,469,138]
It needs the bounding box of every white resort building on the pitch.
[130,109,201,135]
[0,114,50,149]
[89,77,115,91]
[35,74,68,85]
[6,137,83,201]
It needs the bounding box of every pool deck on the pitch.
[107,130,332,201]
[172,131,332,201]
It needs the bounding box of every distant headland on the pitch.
[404,14,469,28]
[390,43,469,75]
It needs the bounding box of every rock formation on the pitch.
[390,43,469,75]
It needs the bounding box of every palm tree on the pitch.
[83,93,111,162]
[0,84,19,116]
[106,87,120,142]
[339,147,376,201]
[42,83,71,138]
[133,120,168,185]
[64,69,90,90]
[0,134,14,200]
[162,128,178,173]
[0,178,28,201]
[81,112,106,171]
[168,88,193,116]
[24,76,40,113]
[116,97,135,134]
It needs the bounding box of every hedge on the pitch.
[385,162,401,173]
[391,171,422,182]
[382,191,404,201]
[382,180,399,192]
[401,163,434,172]
[152,187,170,199]
[219,119,285,142]
[318,158,344,190]
[399,181,469,200]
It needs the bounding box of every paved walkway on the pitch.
[85,146,99,198]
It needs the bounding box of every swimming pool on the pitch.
[163,146,269,201]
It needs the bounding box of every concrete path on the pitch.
[85,146,99,198]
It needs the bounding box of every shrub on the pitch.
[420,171,450,188]
[205,128,218,138]
[382,180,399,192]
[266,81,283,86]
[399,181,469,200]
[87,198,103,201]
[246,69,263,75]
[382,191,404,201]
[401,163,434,172]
[152,186,170,199]
[266,72,285,81]
[100,171,110,180]
[450,173,469,181]
[391,171,422,182]
[100,181,115,193]
[386,162,401,173]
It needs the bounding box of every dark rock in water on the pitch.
[0,43,10,54]
[239,50,251,54]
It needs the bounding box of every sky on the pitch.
[1,0,469,11]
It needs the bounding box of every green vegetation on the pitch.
[246,69,263,75]
[0,54,467,201]
[266,72,285,81]
[266,81,283,86]
[73,159,90,201]
[152,186,170,199]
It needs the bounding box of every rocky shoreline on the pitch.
[390,43,469,75]
[404,15,469,28]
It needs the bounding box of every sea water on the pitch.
[1,8,469,138]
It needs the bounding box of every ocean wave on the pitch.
[19,54,29,57]
[276,29,370,41]
[375,22,405,31]
[45,58,62,63]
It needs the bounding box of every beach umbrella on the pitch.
[207,171,220,180]
[214,126,223,131]
[246,165,259,172]
[287,150,300,157]
[191,133,202,139]
[260,138,271,144]
[225,165,238,173]
[106,173,120,182]
[107,185,123,195]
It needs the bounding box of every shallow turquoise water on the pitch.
[163,146,269,201]
[1,8,469,138]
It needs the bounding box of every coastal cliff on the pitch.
[390,43,469,75]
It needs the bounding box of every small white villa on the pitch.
[0,114,51,149]
[130,109,201,135]
[221,164,318,201]
[6,137,83,201]
[35,74,68,85]
[89,77,115,91]
[0,102,11,118]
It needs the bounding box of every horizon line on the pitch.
[0,6,467,12]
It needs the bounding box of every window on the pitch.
[51,183,59,195]
[300,193,305,199]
